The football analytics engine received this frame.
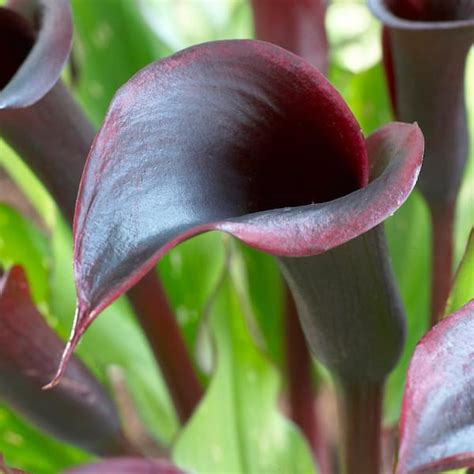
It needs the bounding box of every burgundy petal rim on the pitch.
[0,0,72,109]
[368,0,474,30]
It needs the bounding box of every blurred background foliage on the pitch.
[0,0,472,472]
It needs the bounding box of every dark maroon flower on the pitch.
[397,299,474,473]
[368,0,474,324]
[46,39,423,471]
[0,266,134,456]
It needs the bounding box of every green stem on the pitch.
[336,380,383,474]
[429,200,456,327]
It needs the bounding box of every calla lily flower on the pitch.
[0,0,202,422]
[368,0,474,324]
[0,265,133,456]
[49,40,424,471]
[250,0,328,73]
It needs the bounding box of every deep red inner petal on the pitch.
[386,0,474,21]
[0,7,35,90]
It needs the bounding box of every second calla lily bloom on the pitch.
[369,0,474,325]
[53,40,423,472]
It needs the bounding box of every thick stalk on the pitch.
[0,81,203,422]
[284,287,332,473]
[336,380,383,474]
[429,200,456,326]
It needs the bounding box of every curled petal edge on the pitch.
[0,0,72,109]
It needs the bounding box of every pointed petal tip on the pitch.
[42,304,89,390]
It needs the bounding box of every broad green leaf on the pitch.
[0,405,90,474]
[49,218,178,442]
[330,63,392,135]
[0,204,50,307]
[71,0,171,126]
[447,230,474,314]
[237,244,284,366]
[384,191,430,424]
[173,253,316,474]
[158,233,227,352]
[0,141,56,229]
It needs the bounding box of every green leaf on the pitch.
[158,233,227,354]
[0,204,50,307]
[0,405,90,474]
[329,63,392,135]
[172,251,316,474]
[237,245,284,366]
[0,141,56,229]
[71,0,171,126]
[447,230,474,314]
[384,191,430,424]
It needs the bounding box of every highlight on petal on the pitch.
[0,266,131,456]
[0,0,72,109]
[397,300,474,473]
[65,458,185,474]
[50,40,424,383]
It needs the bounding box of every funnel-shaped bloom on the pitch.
[368,0,473,204]
[250,0,328,73]
[54,40,423,471]
[53,40,423,388]
[0,0,202,421]
[0,266,132,456]
[368,0,474,323]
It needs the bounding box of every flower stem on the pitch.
[284,287,332,474]
[128,270,203,424]
[336,380,383,474]
[429,200,456,327]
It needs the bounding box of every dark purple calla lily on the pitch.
[368,0,474,325]
[250,0,328,73]
[49,40,423,471]
[0,0,202,422]
[0,265,134,456]
[64,457,186,474]
[397,299,474,473]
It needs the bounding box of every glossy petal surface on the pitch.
[0,0,72,108]
[397,300,474,473]
[0,266,128,456]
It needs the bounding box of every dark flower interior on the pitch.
[387,0,474,22]
[0,7,34,90]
